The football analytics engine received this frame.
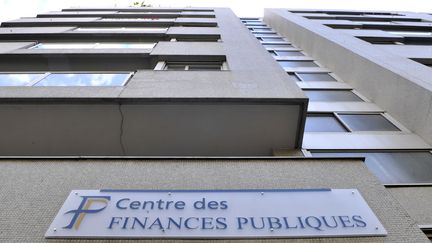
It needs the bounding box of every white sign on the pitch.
[46,189,387,239]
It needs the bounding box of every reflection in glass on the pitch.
[297,73,336,81]
[278,61,319,68]
[34,43,155,49]
[34,73,130,86]
[75,27,167,32]
[338,114,400,131]
[0,73,43,86]
[305,114,347,132]
[304,90,363,102]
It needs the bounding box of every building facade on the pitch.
[0,7,430,242]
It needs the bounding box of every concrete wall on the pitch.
[264,9,432,147]
[0,158,428,242]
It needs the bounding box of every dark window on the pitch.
[278,61,318,68]
[304,90,363,102]
[263,44,293,48]
[164,62,223,71]
[297,73,336,81]
[274,51,304,56]
[305,114,348,132]
[311,152,432,184]
[338,114,400,131]
[287,73,301,81]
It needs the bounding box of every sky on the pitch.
[0,0,432,23]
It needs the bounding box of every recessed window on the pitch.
[34,73,131,86]
[0,73,132,86]
[305,113,399,132]
[304,90,363,102]
[278,61,319,68]
[263,44,293,48]
[258,37,284,41]
[33,43,155,49]
[0,73,45,86]
[272,51,304,56]
[75,27,167,32]
[162,62,225,71]
[305,114,348,132]
[338,114,400,131]
[288,73,301,81]
[100,18,175,22]
[311,151,432,184]
[388,31,432,36]
[297,73,336,81]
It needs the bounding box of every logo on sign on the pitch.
[63,196,111,230]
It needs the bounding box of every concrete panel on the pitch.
[0,41,35,53]
[175,17,217,24]
[0,100,304,155]
[296,81,352,89]
[0,159,428,242]
[339,29,402,38]
[308,102,383,112]
[303,133,431,150]
[388,187,432,226]
[167,26,220,36]
[4,17,100,23]
[0,26,75,33]
[150,41,224,56]
[122,103,301,155]
[378,45,432,59]
[265,9,432,147]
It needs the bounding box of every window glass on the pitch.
[95,43,155,49]
[388,31,432,36]
[164,62,223,71]
[304,90,363,102]
[263,44,293,48]
[0,73,44,86]
[75,27,167,32]
[305,114,347,132]
[338,114,400,131]
[274,51,304,56]
[297,73,336,81]
[260,37,284,41]
[101,18,175,22]
[288,73,301,81]
[278,61,319,68]
[311,152,432,184]
[34,43,155,49]
[34,73,130,86]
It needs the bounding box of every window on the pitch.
[100,18,176,22]
[338,114,400,131]
[160,62,226,71]
[0,73,132,86]
[305,114,348,132]
[263,44,293,48]
[311,151,432,184]
[278,61,319,68]
[304,90,363,102]
[388,31,432,36]
[289,72,337,82]
[0,73,45,86]
[33,43,155,49]
[258,37,284,42]
[75,27,167,32]
[305,113,400,132]
[271,51,304,56]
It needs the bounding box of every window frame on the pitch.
[0,72,134,87]
[155,61,228,71]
